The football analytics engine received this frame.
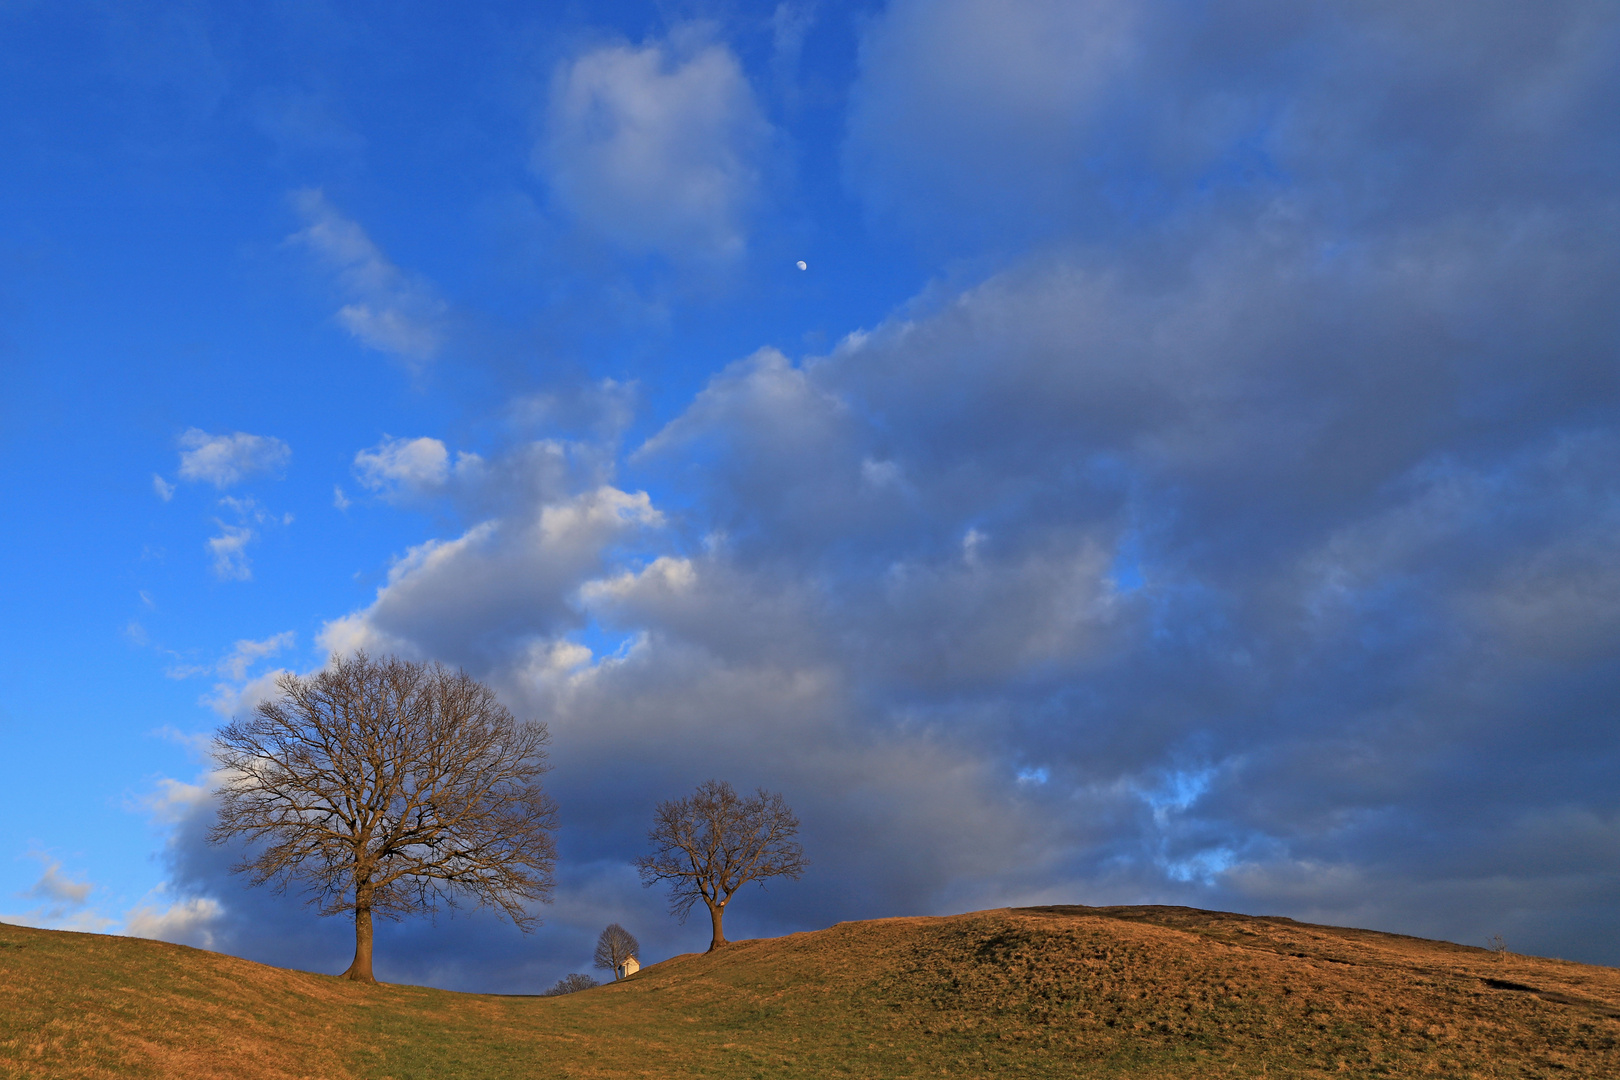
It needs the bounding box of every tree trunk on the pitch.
[343,904,377,983]
[706,900,727,952]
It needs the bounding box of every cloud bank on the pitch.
[142,0,1620,991]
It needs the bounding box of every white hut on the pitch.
[616,956,640,980]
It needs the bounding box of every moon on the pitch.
[796,260,808,270]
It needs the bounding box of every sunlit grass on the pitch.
[4,905,1617,1078]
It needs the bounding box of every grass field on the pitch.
[3,904,1617,1078]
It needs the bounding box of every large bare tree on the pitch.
[635,779,806,952]
[209,652,557,983]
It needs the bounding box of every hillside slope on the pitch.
[3,905,1616,1078]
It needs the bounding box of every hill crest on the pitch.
[4,904,1617,1078]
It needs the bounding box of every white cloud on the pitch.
[539,485,661,543]
[198,497,291,582]
[1,856,113,934]
[336,305,439,361]
[0,909,115,934]
[357,436,448,487]
[579,555,697,605]
[961,527,986,565]
[542,28,771,262]
[216,631,295,681]
[206,522,254,581]
[860,457,905,492]
[164,631,296,716]
[316,485,663,668]
[353,435,483,498]
[25,859,92,906]
[634,348,854,486]
[333,485,351,511]
[316,610,407,664]
[290,188,448,367]
[177,429,290,489]
[152,474,175,501]
[124,896,224,949]
[151,725,218,760]
[202,667,289,720]
[139,776,215,825]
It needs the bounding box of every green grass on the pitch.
[4,906,1618,1078]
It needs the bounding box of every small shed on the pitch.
[616,956,640,980]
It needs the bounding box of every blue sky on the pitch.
[3,0,1618,991]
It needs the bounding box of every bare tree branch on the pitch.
[635,779,806,952]
[209,652,557,982]
[593,923,640,978]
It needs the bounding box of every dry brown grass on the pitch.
[3,904,1616,1078]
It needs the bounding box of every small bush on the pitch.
[544,972,600,996]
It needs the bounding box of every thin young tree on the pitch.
[635,779,806,952]
[593,923,640,979]
[209,652,557,983]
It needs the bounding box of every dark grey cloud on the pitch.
[845,0,1620,246]
[143,0,1620,986]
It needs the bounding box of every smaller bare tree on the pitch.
[210,653,557,983]
[543,972,599,995]
[636,779,806,952]
[594,923,640,979]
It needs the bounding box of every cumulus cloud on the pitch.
[140,776,215,825]
[177,429,290,489]
[316,484,663,668]
[201,667,291,720]
[541,28,771,262]
[124,895,224,949]
[353,436,483,499]
[290,188,448,366]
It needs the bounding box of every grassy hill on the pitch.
[3,904,1617,1079]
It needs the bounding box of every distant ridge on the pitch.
[4,904,1616,1077]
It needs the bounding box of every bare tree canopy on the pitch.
[636,779,806,952]
[543,972,599,995]
[209,652,557,983]
[593,923,640,979]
